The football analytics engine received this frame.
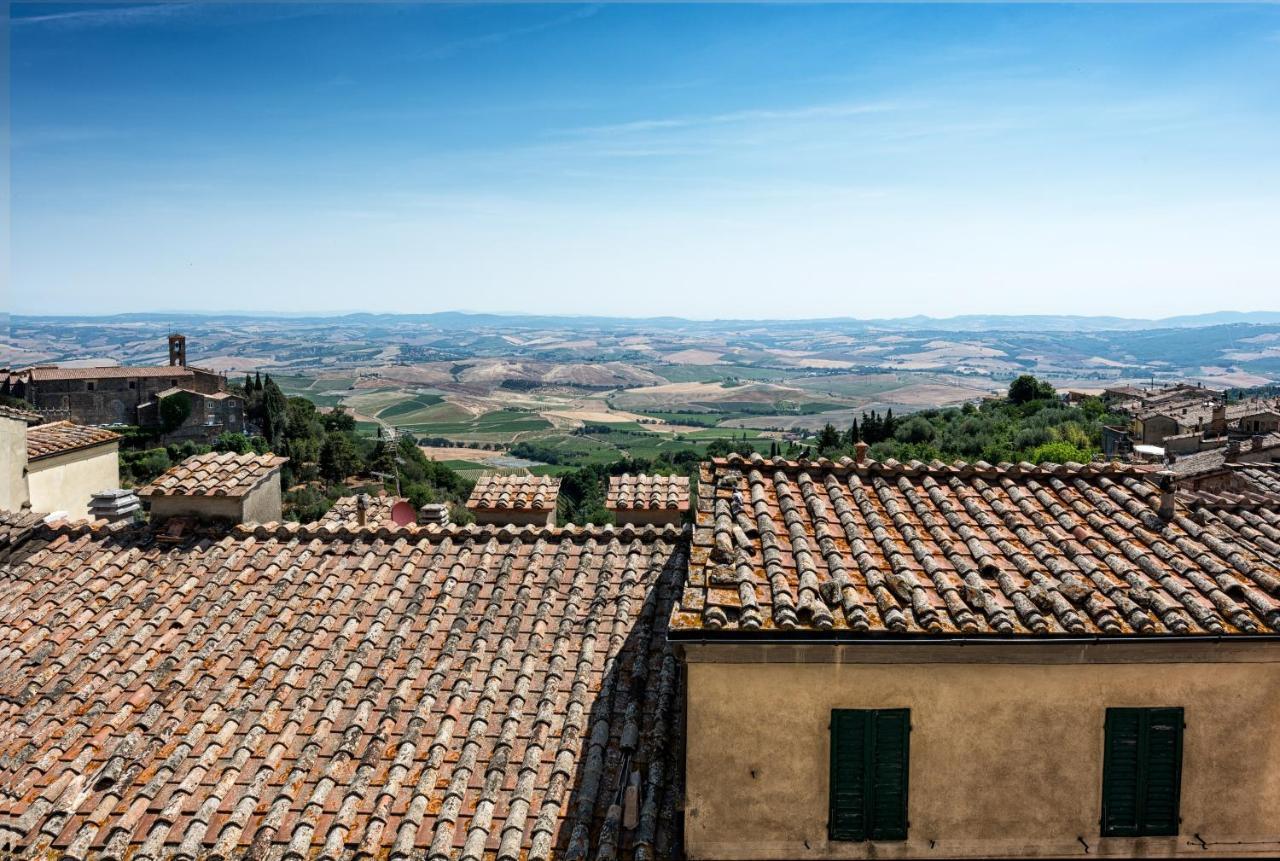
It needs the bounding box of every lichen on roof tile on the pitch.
[676,456,1280,637]
[0,521,686,861]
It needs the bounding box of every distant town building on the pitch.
[8,334,246,441]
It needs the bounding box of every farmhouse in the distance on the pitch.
[6,334,246,441]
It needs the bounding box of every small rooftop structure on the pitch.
[466,474,560,526]
[24,421,120,462]
[319,491,409,528]
[607,473,691,526]
[139,451,287,524]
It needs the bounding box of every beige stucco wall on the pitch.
[0,417,30,512]
[682,642,1280,860]
[26,443,120,519]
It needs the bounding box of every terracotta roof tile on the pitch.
[467,475,560,511]
[673,454,1280,637]
[0,520,686,861]
[0,405,40,424]
[0,510,42,559]
[607,474,691,511]
[24,421,120,461]
[27,365,194,381]
[137,452,288,498]
[319,491,409,526]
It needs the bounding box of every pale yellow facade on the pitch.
[0,416,31,512]
[26,443,121,520]
[682,642,1280,860]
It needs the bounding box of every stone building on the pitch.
[17,334,233,428]
[136,386,246,443]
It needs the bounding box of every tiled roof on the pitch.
[0,511,42,560]
[467,475,560,511]
[137,452,288,498]
[0,405,40,424]
[27,365,193,381]
[24,421,121,461]
[319,492,409,527]
[1168,434,1280,477]
[607,475,691,511]
[0,519,685,861]
[672,454,1280,637]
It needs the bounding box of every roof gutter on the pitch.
[667,630,1280,647]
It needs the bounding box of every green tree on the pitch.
[261,379,289,444]
[896,416,937,445]
[159,391,193,433]
[1008,374,1056,405]
[319,430,359,482]
[213,432,251,454]
[817,423,842,453]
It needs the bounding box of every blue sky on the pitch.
[8,2,1280,318]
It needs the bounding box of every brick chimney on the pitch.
[1253,434,1268,452]
[1225,439,1242,462]
[168,333,187,367]
[1210,401,1227,436]
[1154,471,1178,521]
[854,440,869,464]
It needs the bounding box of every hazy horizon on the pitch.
[10,2,1280,318]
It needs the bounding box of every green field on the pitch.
[377,393,446,421]
[400,409,553,440]
[654,364,791,384]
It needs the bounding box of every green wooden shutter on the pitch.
[829,710,868,841]
[830,709,910,842]
[1140,708,1183,836]
[1102,708,1183,837]
[869,709,910,841]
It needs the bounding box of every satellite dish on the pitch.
[390,500,416,527]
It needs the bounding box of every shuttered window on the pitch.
[1102,707,1183,837]
[829,709,909,842]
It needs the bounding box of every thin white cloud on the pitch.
[12,2,198,29]
[561,101,906,138]
[420,4,602,60]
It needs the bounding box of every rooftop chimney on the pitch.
[1154,471,1178,521]
[854,440,869,465]
[418,503,451,527]
[1253,434,1268,452]
[89,489,142,525]
[1225,439,1242,462]
[168,333,187,367]
[1210,401,1227,436]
